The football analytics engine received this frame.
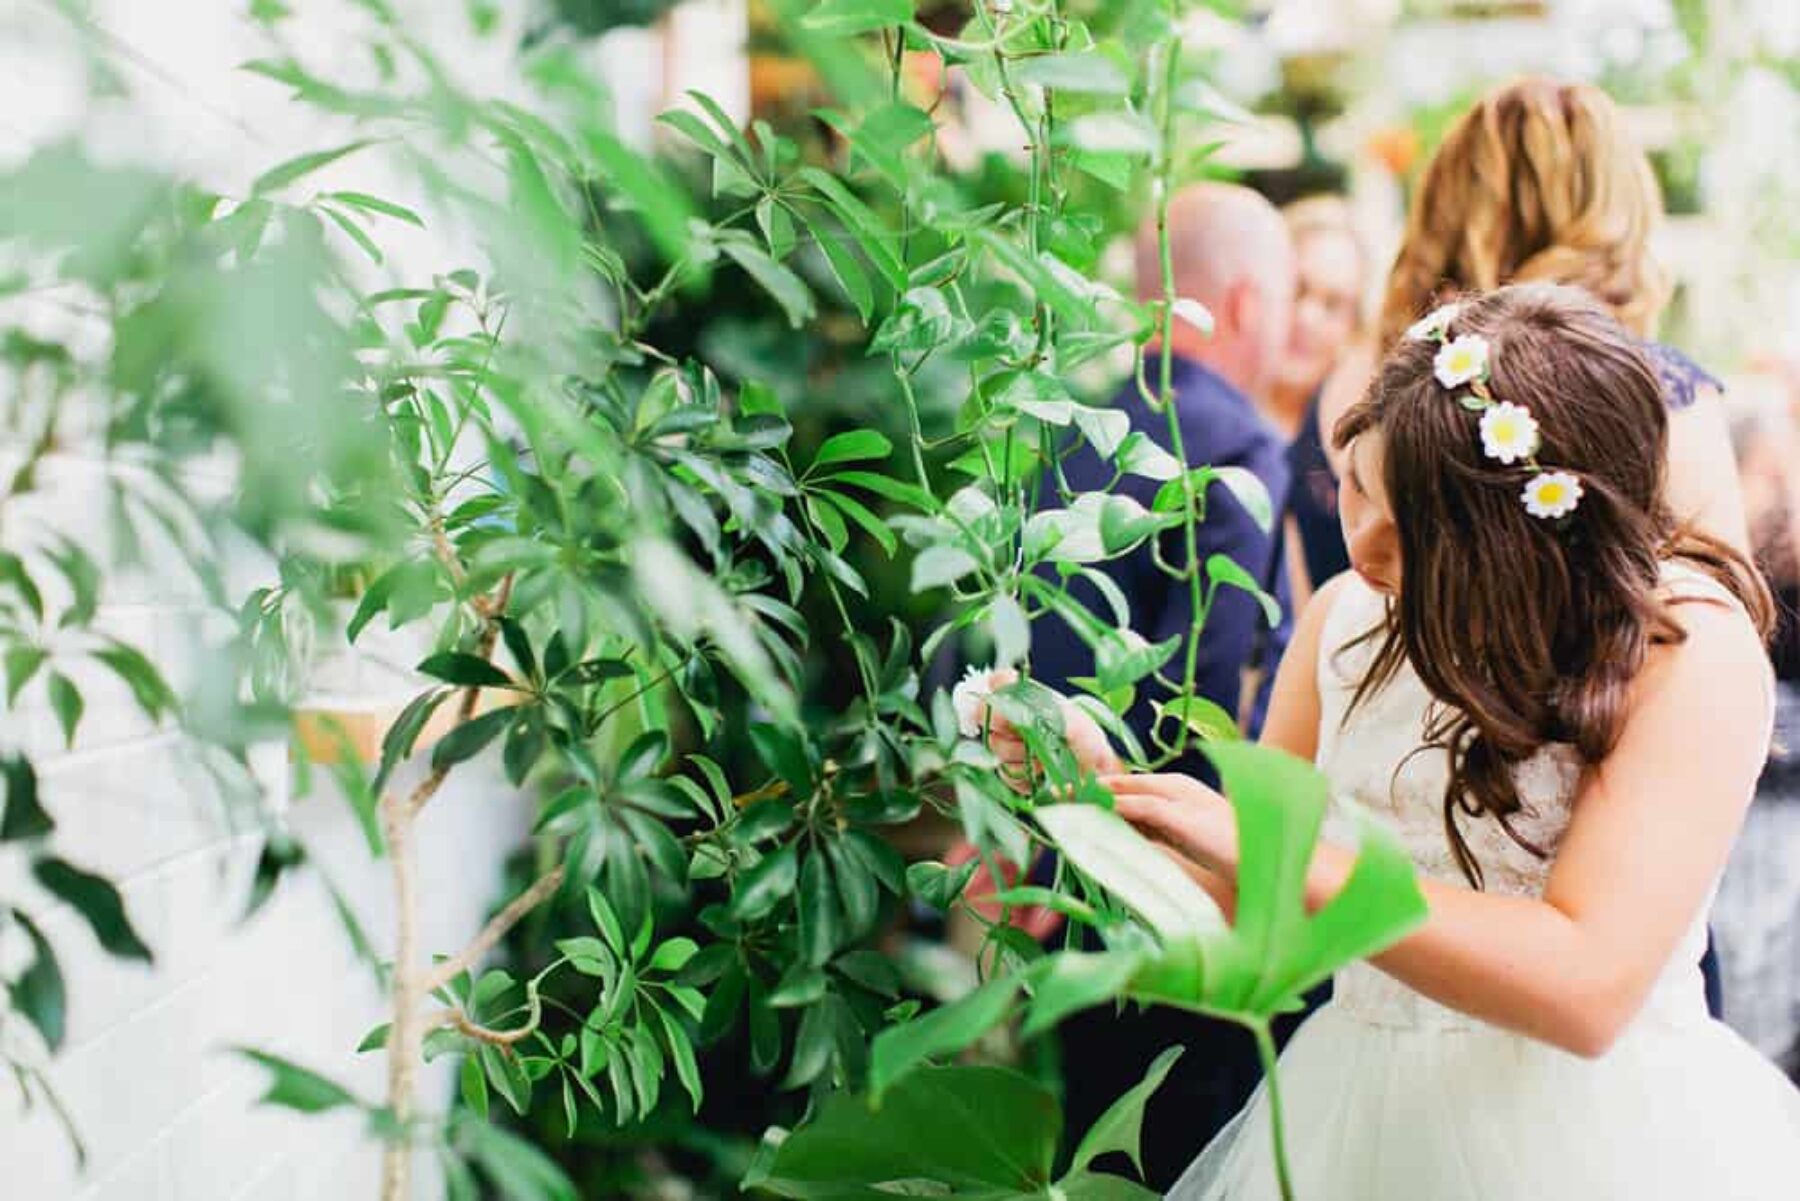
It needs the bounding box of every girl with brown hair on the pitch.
[987,285,1800,1197]
[1319,76,1749,553]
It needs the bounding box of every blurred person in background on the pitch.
[1375,76,1749,553]
[1268,195,1368,611]
[1714,364,1800,1078]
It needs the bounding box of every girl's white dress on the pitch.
[1171,569,1800,1200]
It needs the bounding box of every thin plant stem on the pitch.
[1251,1020,1298,1201]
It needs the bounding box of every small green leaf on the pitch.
[239,1049,360,1113]
[801,0,912,34]
[1012,51,1131,95]
[1206,554,1283,628]
[1207,465,1274,532]
[1156,695,1242,744]
[252,140,376,195]
[798,209,873,320]
[461,1053,489,1120]
[798,851,840,966]
[322,190,424,227]
[47,673,82,748]
[33,857,152,961]
[1034,805,1227,941]
[911,545,981,593]
[721,242,814,329]
[320,205,383,264]
[647,936,699,974]
[730,843,799,921]
[430,707,513,770]
[93,642,175,720]
[1068,1045,1184,1176]
[374,687,450,796]
[657,1006,703,1112]
[0,755,50,841]
[417,651,514,689]
[7,912,64,1050]
[811,430,893,472]
[4,647,45,705]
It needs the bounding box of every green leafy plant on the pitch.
[3,2,1428,1199]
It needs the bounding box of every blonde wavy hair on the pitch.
[1377,78,1669,350]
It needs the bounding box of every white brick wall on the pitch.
[0,446,530,1201]
[0,3,751,1197]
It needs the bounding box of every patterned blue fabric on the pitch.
[1645,340,1722,412]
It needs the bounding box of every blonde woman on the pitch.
[1357,76,1749,551]
[1269,196,1369,611]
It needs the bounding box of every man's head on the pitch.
[1134,183,1294,399]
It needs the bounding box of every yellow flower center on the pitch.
[1537,482,1566,504]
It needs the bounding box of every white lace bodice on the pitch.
[1316,571,1751,1032]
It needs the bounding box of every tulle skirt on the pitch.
[1168,1000,1800,1200]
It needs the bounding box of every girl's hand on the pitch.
[978,669,1123,788]
[1099,771,1239,877]
[943,840,1066,941]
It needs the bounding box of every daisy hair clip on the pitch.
[1405,304,1583,520]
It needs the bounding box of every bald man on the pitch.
[1027,185,1299,1189]
[1034,182,1296,744]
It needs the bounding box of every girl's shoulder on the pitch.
[1641,341,1723,412]
[1643,560,1772,716]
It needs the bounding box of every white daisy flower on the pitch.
[952,664,997,738]
[1478,402,1541,465]
[1433,334,1490,388]
[1406,303,1460,342]
[1521,471,1583,519]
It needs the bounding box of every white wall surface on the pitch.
[0,1,744,1197]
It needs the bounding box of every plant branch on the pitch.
[421,866,566,996]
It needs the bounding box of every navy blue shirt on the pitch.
[1031,354,1294,765]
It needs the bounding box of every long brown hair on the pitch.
[1377,78,1668,350]
[1339,284,1771,886]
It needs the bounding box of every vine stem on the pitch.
[1251,1020,1297,1201]
[1148,29,1211,768]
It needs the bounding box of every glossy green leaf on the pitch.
[430,706,513,770]
[1156,695,1242,744]
[731,843,799,921]
[747,1064,1060,1197]
[417,651,514,689]
[1206,554,1283,629]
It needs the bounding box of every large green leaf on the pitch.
[868,975,1019,1098]
[801,0,912,34]
[747,1064,1060,1198]
[1048,744,1428,1019]
[1034,805,1226,941]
